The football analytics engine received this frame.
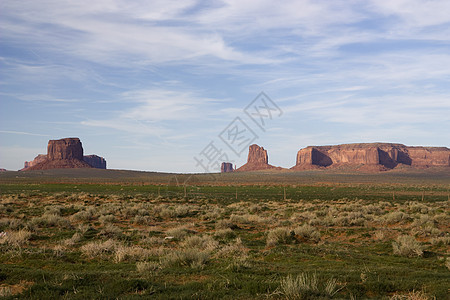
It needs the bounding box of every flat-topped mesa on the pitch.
[237,144,283,171]
[292,143,450,170]
[24,137,107,170]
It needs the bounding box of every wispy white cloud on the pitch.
[0,130,50,137]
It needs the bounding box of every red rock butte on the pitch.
[24,138,106,171]
[237,144,283,171]
[292,143,450,171]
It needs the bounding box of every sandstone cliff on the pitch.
[25,138,105,170]
[292,143,450,170]
[83,155,107,169]
[237,144,283,171]
[221,162,234,173]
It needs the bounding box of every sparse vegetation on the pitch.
[0,178,448,299]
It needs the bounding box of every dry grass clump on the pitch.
[80,239,119,258]
[279,273,343,299]
[267,227,293,247]
[99,224,123,239]
[383,211,411,225]
[136,261,160,274]
[181,235,218,252]
[214,228,236,240]
[114,245,152,263]
[279,273,318,299]
[133,215,153,225]
[293,224,320,243]
[165,226,191,240]
[160,248,209,269]
[30,213,71,229]
[69,209,94,222]
[99,214,116,224]
[63,232,83,247]
[216,238,248,258]
[429,236,450,246]
[392,235,423,257]
[0,229,32,247]
[389,290,435,300]
[215,219,236,230]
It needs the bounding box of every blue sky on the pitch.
[1,0,449,172]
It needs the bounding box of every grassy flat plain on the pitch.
[0,168,449,299]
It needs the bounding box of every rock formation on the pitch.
[83,155,107,169]
[237,144,283,171]
[221,162,234,173]
[23,154,47,170]
[292,143,450,170]
[24,138,106,171]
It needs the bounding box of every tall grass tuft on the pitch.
[392,235,423,257]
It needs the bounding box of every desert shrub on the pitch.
[77,223,90,234]
[215,219,236,230]
[142,236,165,246]
[0,218,24,230]
[392,235,423,257]
[99,214,116,224]
[160,248,209,269]
[408,202,429,214]
[293,224,320,243]
[63,232,83,247]
[430,236,450,246]
[383,212,410,224]
[214,228,236,240]
[165,226,191,240]
[136,261,160,274]
[432,213,449,225]
[374,230,385,241]
[81,239,118,258]
[44,205,63,216]
[226,256,251,271]
[216,238,248,258]
[99,224,123,239]
[70,210,93,222]
[30,213,71,228]
[0,229,32,247]
[133,215,153,225]
[181,235,218,252]
[114,245,152,263]
[267,227,293,247]
[159,205,191,219]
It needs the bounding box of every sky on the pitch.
[1,0,450,172]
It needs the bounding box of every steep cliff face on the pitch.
[83,155,107,169]
[237,144,283,171]
[292,143,450,170]
[221,162,234,173]
[408,147,450,167]
[47,138,84,160]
